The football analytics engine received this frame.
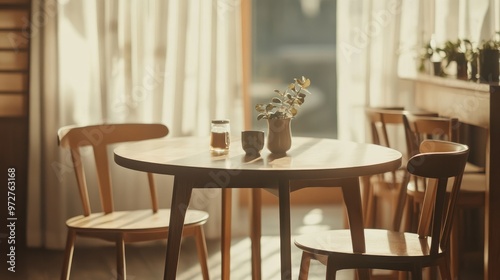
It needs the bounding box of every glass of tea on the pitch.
[210,119,230,154]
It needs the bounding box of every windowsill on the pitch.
[401,73,493,92]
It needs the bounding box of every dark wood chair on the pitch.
[58,124,210,280]
[398,114,486,278]
[294,140,469,280]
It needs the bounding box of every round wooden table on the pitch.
[114,136,402,280]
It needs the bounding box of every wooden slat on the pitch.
[0,93,24,116]
[0,31,29,49]
[0,10,29,28]
[0,51,28,70]
[0,73,27,91]
[0,0,30,4]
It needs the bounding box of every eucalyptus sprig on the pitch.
[255,76,311,120]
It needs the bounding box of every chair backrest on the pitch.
[402,114,460,191]
[406,140,469,255]
[365,107,438,158]
[365,107,406,149]
[403,114,460,158]
[58,123,169,216]
[365,107,410,193]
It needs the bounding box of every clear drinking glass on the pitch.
[210,120,230,154]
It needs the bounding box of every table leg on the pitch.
[163,177,193,280]
[341,178,369,280]
[250,188,262,280]
[221,188,232,280]
[278,179,292,280]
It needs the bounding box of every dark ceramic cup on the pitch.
[241,130,264,155]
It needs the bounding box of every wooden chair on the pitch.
[58,124,210,280]
[363,107,437,229]
[294,140,469,280]
[398,114,486,278]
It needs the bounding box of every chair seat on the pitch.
[295,228,442,260]
[67,209,209,232]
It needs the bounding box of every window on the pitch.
[250,0,337,138]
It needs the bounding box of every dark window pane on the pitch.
[251,0,337,138]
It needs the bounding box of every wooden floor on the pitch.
[0,205,483,280]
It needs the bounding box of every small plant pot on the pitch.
[469,60,478,81]
[478,49,499,83]
[432,61,443,76]
[456,53,468,80]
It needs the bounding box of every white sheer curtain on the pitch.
[336,0,406,143]
[28,0,244,248]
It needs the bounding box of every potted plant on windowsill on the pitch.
[255,76,311,154]
[478,33,500,83]
[437,39,469,80]
[418,40,441,76]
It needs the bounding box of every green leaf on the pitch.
[266,104,275,111]
[272,97,282,103]
[301,88,311,95]
[257,113,266,120]
[255,104,266,112]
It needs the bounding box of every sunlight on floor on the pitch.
[177,235,355,280]
[178,205,355,280]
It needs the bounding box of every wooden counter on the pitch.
[407,74,500,280]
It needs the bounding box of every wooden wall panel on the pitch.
[0,0,31,258]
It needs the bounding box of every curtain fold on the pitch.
[28,0,244,249]
[336,0,405,143]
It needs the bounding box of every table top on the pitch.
[114,136,402,183]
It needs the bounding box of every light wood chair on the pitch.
[58,124,210,280]
[398,114,486,278]
[294,140,469,280]
[363,107,437,229]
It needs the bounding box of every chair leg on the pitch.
[61,229,76,280]
[194,226,210,280]
[116,237,126,280]
[364,186,375,228]
[438,256,452,280]
[298,252,312,280]
[325,257,337,280]
[404,195,414,232]
[449,211,460,280]
[410,265,422,280]
[397,270,408,280]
